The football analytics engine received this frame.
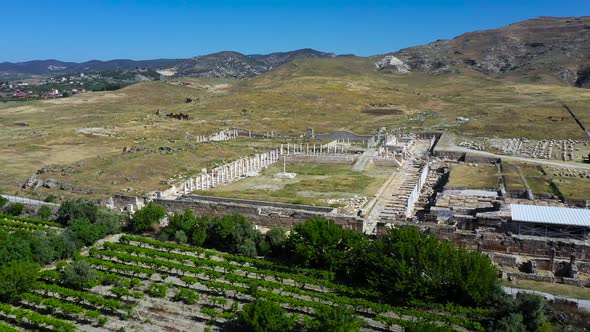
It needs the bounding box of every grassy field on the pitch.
[499,162,590,199]
[447,164,498,190]
[502,279,590,300]
[196,162,392,206]
[1,56,590,197]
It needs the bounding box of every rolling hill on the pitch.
[0,49,335,79]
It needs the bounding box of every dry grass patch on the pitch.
[447,164,498,190]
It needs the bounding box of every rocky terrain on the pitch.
[375,16,590,87]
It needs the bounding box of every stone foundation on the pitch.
[152,195,363,231]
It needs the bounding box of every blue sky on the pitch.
[3,0,589,62]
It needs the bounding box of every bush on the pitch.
[147,283,168,298]
[37,205,53,220]
[173,288,199,304]
[63,260,98,290]
[174,230,188,244]
[130,202,166,233]
[305,305,364,332]
[44,194,58,203]
[68,218,106,246]
[0,261,39,301]
[57,199,98,225]
[5,203,25,216]
[0,196,8,209]
[238,298,295,332]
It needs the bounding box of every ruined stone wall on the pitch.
[578,261,590,274]
[284,155,356,164]
[491,253,518,268]
[531,258,552,271]
[507,272,554,283]
[464,154,501,164]
[314,131,373,142]
[462,233,590,261]
[564,199,590,208]
[152,196,363,231]
[181,195,336,213]
[432,150,465,160]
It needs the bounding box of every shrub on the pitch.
[130,202,166,233]
[147,283,168,298]
[5,203,25,216]
[0,196,8,209]
[0,261,39,301]
[173,288,199,304]
[174,230,188,244]
[63,260,98,290]
[37,205,53,220]
[44,194,58,203]
[305,305,364,332]
[238,298,295,332]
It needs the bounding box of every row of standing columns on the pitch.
[195,129,239,143]
[280,141,349,156]
[182,149,281,193]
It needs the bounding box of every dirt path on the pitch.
[352,147,377,171]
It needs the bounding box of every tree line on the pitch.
[129,202,553,331]
[0,198,556,331]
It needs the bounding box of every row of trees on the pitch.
[126,202,552,331]
[237,298,364,332]
[0,199,123,302]
[130,203,286,258]
[130,203,498,306]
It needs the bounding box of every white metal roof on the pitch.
[510,204,590,227]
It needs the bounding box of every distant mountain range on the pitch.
[3,17,590,88]
[375,16,590,87]
[0,49,335,79]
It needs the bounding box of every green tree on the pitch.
[5,203,25,216]
[238,298,295,332]
[0,196,8,209]
[37,205,53,220]
[174,230,188,244]
[63,260,98,290]
[29,231,58,264]
[284,217,352,270]
[0,232,33,265]
[57,199,99,225]
[0,261,39,301]
[205,214,258,255]
[262,226,287,257]
[95,208,123,235]
[305,305,363,332]
[68,218,104,246]
[130,201,166,233]
[517,293,546,332]
[494,313,525,332]
[238,238,257,257]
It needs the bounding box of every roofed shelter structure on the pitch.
[510,204,590,240]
